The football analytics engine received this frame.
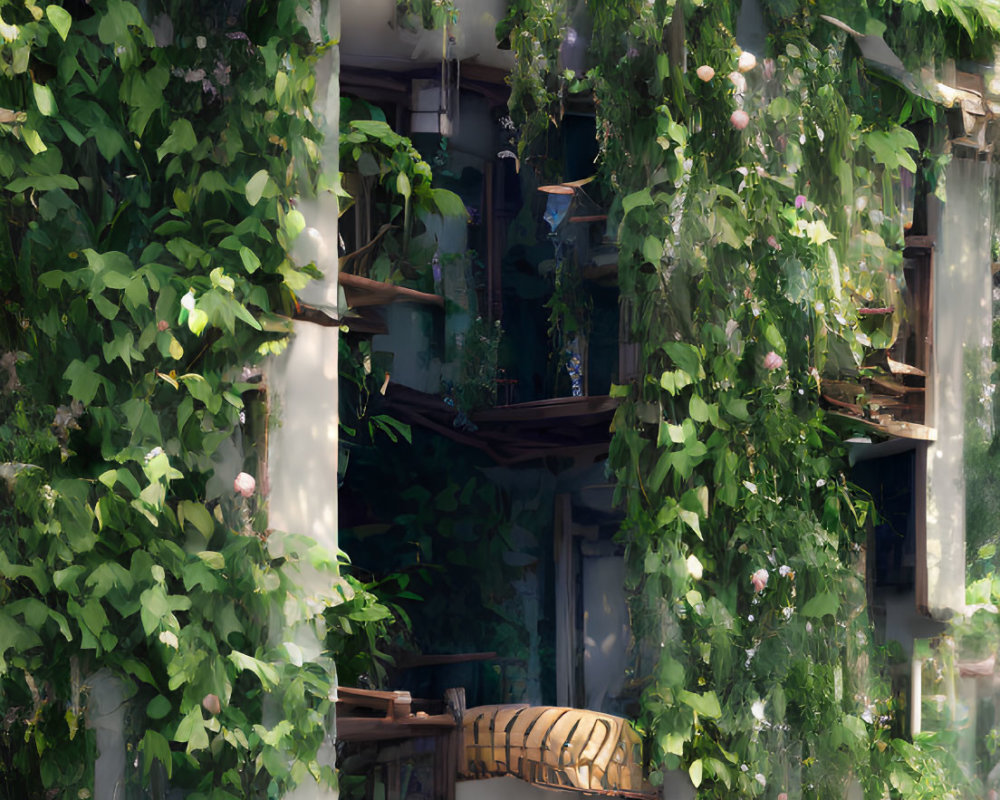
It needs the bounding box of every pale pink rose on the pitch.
[737,51,757,72]
[767,235,781,250]
[778,794,788,800]
[157,319,169,332]
[202,693,221,714]
[696,65,715,82]
[730,110,749,130]
[763,351,784,370]
[729,71,747,94]
[751,568,769,592]
[234,472,256,498]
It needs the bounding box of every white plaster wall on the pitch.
[340,0,515,72]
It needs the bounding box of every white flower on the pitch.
[756,773,767,787]
[816,478,826,487]
[686,554,704,580]
[738,51,757,72]
[751,699,766,721]
[779,565,792,577]
[0,19,19,43]
[158,630,178,648]
[748,613,755,622]
[743,480,758,494]
[144,446,164,463]
[196,35,207,49]
[234,471,256,497]
[181,290,196,310]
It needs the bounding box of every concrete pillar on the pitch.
[265,1,340,797]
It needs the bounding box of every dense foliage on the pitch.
[0,1,340,796]
[501,0,1000,797]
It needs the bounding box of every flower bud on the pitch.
[202,693,221,715]
[763,351,784,370]
[234,471,256,498]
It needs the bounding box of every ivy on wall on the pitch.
[0,1,341,796]
[505,0,1000,797]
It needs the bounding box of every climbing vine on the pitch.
[505,0,1000,797]
[0,1,340,796]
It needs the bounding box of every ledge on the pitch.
[338,272,444,309]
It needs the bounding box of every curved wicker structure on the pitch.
[461,705,654,797]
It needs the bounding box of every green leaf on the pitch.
[22,127,46,154]
[689,394,709,422]
[622,188,653,217]
[642,235,663,265]
[245,169,270,207]
[239,246,261,274]
[396,171,411,199]
[140,730,172,779]
[678,509,702,539]
[63,357,102,405]
[196,551,225,570]
[146,695,171,720]
[285,208,306,241]
[32,83,57,116]
[679,689,722,718]
[156,119,197,161]
[431,188,467,217]
[187,308,209,336]
[689,759,703,788]
[229,650,280,688]
[46,5,72,40]
[801,591,839,618]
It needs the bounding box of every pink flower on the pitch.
[763,58,776,81]
[778,794,788,800]
[766,235,780,250]
[202,693,221,715]
[696,65,715,82]
[157,319,169,332]
[730,110,749,130]
[234,472,256,498]
[794,194,807,209]
[763,351,783,370]
[737,51,757,72]
[751,568,769,592]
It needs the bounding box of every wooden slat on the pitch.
[828,411,936,441]
[887,357,926,377]
[339,272,444,309]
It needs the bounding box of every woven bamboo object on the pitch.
[461,705,653,797]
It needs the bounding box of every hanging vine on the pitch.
[505,0,1000,797]
[0,1,341,796]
